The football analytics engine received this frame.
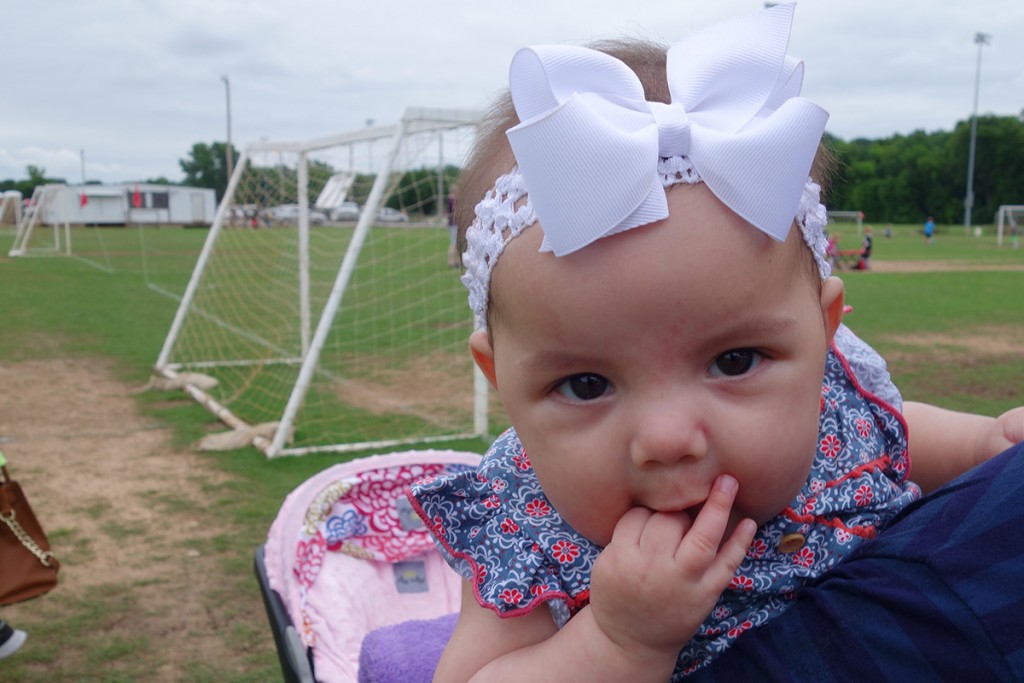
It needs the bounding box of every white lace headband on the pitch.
[462,2,832,330]
[462,168,830,329]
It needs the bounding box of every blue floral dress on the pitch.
[409,334,921,678]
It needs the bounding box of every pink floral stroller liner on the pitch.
[262,449,481,682]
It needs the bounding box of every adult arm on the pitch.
[688,442,1024,682]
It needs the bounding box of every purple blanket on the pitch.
[357,613,458,683]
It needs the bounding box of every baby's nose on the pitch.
[630,397,708,468]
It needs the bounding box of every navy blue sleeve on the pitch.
[690,442,1024,682]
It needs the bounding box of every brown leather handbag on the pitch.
[0,465,60,605]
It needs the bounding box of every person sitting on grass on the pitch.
[856,226,873,270]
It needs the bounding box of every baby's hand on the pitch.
[978,406,1024,464]
[589,475,756,662]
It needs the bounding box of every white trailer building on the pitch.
[46,183,216,226]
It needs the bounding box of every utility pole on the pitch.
[963,32,991,233]
[222,75,233,183]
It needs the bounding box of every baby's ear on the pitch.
[820,276,845,345]
[469,329,498,390]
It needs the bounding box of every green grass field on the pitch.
[829,223,1024,415]
[0,220,1021,680]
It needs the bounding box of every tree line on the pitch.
[4,114,1022,224]
[826,114,1024,225]
[177,144,460,216]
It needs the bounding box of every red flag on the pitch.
[79,192,88,207]
[132,186,142,208]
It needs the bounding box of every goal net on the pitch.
[6,184,206,296]
[8,184,118,274]
[8,184,72,258]
[825,210,863,237]
[0,190,22,227]
[155,107,490,457]
[996,205,1024,246]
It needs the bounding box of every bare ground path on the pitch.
[1,357,272,680]
[867,260,1024,273]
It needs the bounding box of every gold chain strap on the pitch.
[1,508,56,568]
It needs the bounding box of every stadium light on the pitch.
[222,75,233,184]
[963,32,991,233]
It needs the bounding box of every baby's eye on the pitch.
[554,374,611,401]
[710,349,762,377]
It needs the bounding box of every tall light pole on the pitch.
[963,32,991,233]
[222,75,233,184]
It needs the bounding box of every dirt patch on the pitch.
[877,325,1022,363]
[0,358,254,678]
[869,260,1024,273]
[335,352,476,429]
[875,324,1024,406]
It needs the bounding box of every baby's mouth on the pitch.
[639,498,706,518]
[684,502,704,520]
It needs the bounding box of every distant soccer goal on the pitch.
[995,205,1024,247]
[0,190,22,227]
[8,184,72,258]
[826,210,864,237]
[154,106,490,457]
[6,183,216,293]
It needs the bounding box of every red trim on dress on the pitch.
[404,485,590,619]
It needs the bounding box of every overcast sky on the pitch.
[3,0,1022,185]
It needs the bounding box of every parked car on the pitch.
[329,201,361,222]
[269,204,327,225]
[376,207,409,223]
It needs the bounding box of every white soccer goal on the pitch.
[7,184,217,299]
[0,190,22,227]
[8,184,72,258]
[154,106,491,457]
[826,210,863,237]
[7,184,126,275]
[995,205,1024,246]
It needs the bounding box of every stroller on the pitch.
[255,449,480,683]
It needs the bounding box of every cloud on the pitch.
[2,0,1022,184]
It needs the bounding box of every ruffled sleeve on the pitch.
[833,323,902,411]
[407,428,599,625]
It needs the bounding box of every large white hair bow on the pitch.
[505,2,829,256]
